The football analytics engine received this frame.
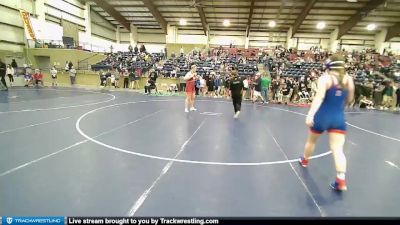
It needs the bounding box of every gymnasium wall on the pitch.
[90,10,116,42]
[26,48,106,70]
[0,0,33,53]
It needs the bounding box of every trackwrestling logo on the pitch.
[7,217,13,224]
[2,217,64,225]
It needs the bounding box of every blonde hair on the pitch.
[328,54,346,88]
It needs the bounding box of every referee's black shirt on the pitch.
[229,76,244,96]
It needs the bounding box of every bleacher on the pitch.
[91,52,163,72]
[281,62,323,77]
[161,55,259,78]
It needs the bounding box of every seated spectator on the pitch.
[359,96,375,109]
[168,84,178,93]
[32,69,44,87]
[145,70,157,94]
[24,71,32,87]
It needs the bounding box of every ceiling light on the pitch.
[347,0,358,2]
[223,20,230,27]
[180,19,187,26]
[366,23,376,31]
[269,21,276,27]
[316,21,326,29]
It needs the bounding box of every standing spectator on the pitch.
[11,59,18,76]
[64,61,69,74]
[206,74,215,97]
[134,45,138,54]
[69,66,77,85]
[164,47,168,59]
[253,73,265,104]
[261,73,271,103]
[271,77,280,101]
[50,66,58,86]
[382,81,394,110]
[0,59,7,90]
[395,83,400,111]
[214,74,222,97]
[129,69,136,89]
[179,74,186,92]
[128,45,133,53]
[311,77,318,99]
[123,69,129,88]
[6,64,14,86]
[99,70,106,87]
[113,69,120,88]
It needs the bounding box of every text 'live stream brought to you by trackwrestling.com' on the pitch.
[1,217,220,225]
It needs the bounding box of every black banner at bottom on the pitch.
[66,217,400,225]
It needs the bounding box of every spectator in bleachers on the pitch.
[140,45,146,53]
[6,64,14,86]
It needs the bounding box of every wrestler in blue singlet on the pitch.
[311,76,349,134]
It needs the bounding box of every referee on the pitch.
[229,70,244,119]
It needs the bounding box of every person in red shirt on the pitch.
[33,69,44,87]
[184,64,198,113]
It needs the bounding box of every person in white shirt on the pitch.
[69,66,77,85]
[6,64,14,86]
[64,62,69,74]
[50,67,58,86]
